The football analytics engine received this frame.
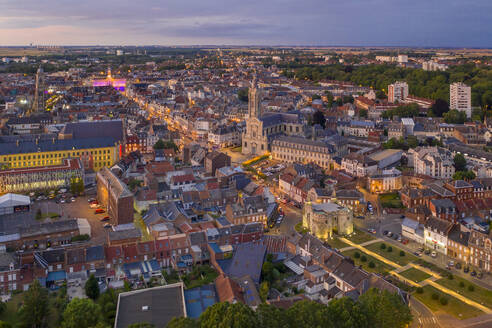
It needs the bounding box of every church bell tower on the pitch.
[248,77,261,119]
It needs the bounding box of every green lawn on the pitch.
[183,265,219,290]
[342,249,395,275]
[0,291,62,328]
[0,293,22,325]
[436,276,492,309]
[413,285,484,320]
[325,237,350,250]
[379,192,403,208]
[398,267,431,283]
[344,228,376,244]
[365,242,418,266]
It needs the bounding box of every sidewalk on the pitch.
[338,237,381,252]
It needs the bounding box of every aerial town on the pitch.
[0,45,491,328]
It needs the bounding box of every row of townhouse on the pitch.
[2,222,265,293]
[286,234,408,303]
[400,178,492,222]
[403,216,492,272]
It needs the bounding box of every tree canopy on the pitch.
[61,298,102,328]
[282,63,492,108]
[443,109,467,124]
[166,290,412,328]
[312,110,326,128]
[430,98,449,117]
[237,88,249,102]
[85,274,100,300]
[453,153,467,172]
[381,103,419,119]
[19,279,50,328]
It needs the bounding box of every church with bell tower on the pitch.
[242,77,306,156]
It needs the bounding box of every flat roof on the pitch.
[115,283,186,328]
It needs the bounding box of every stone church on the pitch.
[242,78,305,156]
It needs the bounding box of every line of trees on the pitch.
[283,63,492,109]
[168,288,412,328]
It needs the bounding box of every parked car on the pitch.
[392,234,399,240]
[464,266,470,273]
[88,198,96,203]
[471,271,477,277]
[100,216,110,222]
[103,223,112,229]
[431,251,437,258]
[383,230,389,236]
[400,215,405,219]
[401,239,409,245]
[413,252,422,257]
[418,247,425,252]
[455,263,462,269]
[387,232,393,237]
[89,203,99,209]
[397,235,402,242]
[94,209,105,214]
[424,249,431,255]
[477,272,483,279]
[368,228,377,234]
[448,261,454,267]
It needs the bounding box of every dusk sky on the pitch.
[0,0,491,47]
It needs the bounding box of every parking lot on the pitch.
[31,191,109,246]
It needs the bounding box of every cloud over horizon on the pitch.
[0,0,490,47]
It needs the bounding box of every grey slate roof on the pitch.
[115,284,186,328]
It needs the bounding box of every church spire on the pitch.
[248,75,261,118]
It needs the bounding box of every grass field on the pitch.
[342,249,395,275]
[436,275,492,309]
[413,285,484,320]
[325,237,350,250]
[365,242,418,266]
[344,228,376,244]
[398,267,431,283]
[379,192,403,208]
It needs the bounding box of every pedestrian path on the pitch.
[338,237,381,252]
[339,236,492,314]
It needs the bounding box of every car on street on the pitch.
[368,228,376,234]
[464,266,470,273]
[89,203,99,209]
[424,249,431,255]
[94,209,105,214]
[387,232,393,237]
[455,262,462,269]
[88,198,96,203]
[392,234,398,240]
[448,260,454,267]
[413,251,422,257]
[477,272,483,279]
[397,235,402,242]
[103,223,112,229]
[383,230,389,236]
[356,216,365,220]
[431,251,437,258]
[100,216,110,222]
[400,215,405,219]
[471,271,477,277]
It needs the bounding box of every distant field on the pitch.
[0,47,61,56]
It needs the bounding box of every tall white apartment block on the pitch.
[388,81,409,103]
[450,82,471,118]
[397,54,408,63]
